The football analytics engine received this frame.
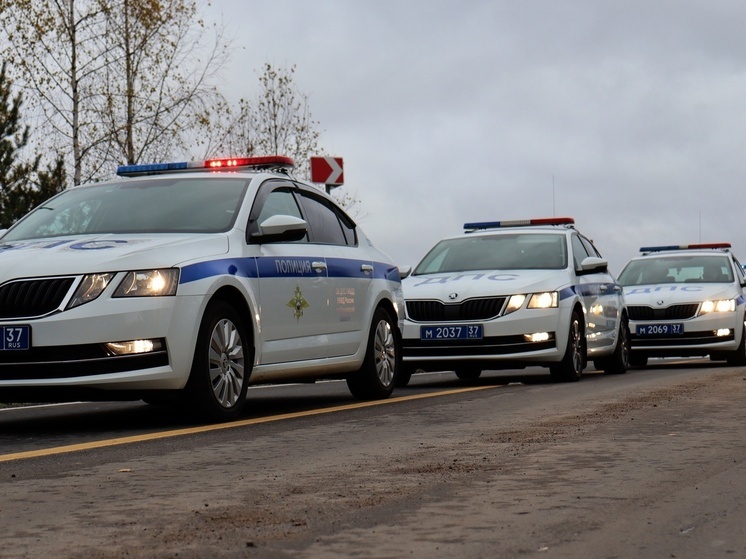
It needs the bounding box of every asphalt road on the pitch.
[1,360,745,558]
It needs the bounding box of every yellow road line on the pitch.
[0,385,496,463]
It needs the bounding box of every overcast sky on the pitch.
[214,0,746,273]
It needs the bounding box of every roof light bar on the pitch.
[640,243,732,253]
[117,155,295,177]
[464,217,575,231]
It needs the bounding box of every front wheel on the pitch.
[185,300,250,422]
[347,307,400,400]
[593,316,630,375]
[726,318,746,366]
[454,367,482,381]
[550,310,584,382]
[395,364,416,387]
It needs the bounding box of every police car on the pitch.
[616,243,746,366]
[398,218,629,385]
[0,156,404,421]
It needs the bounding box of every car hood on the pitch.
[402,270,569,301]
[622,283,740,305]
[0,235,230,280]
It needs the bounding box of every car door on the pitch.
[249,181,331,364]
[295,188,370,358]
[570,233,622,352]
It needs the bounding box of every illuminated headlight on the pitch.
[699,299,736,315]
[528,292,559,309]
[504,294,526,315]
[105,339,164,355]
[68,273,115,309]
[716,329,731,337]
[114,269,179,297]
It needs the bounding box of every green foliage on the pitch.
[0,62,66,228]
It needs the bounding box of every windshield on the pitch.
[2,177,250,241]
[414,233,568,274]
[618,254,734,286]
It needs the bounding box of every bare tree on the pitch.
[99,0,228,167]
[0,0,229,184]
[200,64,322,180]
[0,0,111,184]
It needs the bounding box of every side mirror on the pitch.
[251,215,308,243]
[399,265,413,279]
[578,256,608,275]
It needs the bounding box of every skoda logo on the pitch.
[448,292,458,300]
[656,300,665,306]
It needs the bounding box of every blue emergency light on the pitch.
[117,155,295,177]
[640,243,731,253]
[464,217,575,232]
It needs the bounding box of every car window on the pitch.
[253,187,308,243]
[570,234,590,270]
[618,255,734,286]
[297,191,352,246]
[257,188,304,222]
[580,235,601,258]
[3,178,249,240]
[414,233,567,274]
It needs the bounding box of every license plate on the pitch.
[636,323,684,336]
[420,325,483,340]
[1,325,31,350]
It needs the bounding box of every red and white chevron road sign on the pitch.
[310,156,344,186]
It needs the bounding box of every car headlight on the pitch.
[699,299,736,315]
[504,294,526,315]
[528,292,559,309]
[68,273,116,309]
[113,269,180,297]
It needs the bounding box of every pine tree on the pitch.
[0,62,66,229]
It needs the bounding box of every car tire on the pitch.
[185,300,250,422]
[347,307,400,400]
[395,364,416,387]
[726,317,746,366]
[550,310,584,382]
[593,316,630,375]
[629,354,648,367]
[454,367,482,381]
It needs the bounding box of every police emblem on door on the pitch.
[287,285,310,320]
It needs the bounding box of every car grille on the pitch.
[0,277,75,319]
[627,304,699,321]
[406,297,508,322]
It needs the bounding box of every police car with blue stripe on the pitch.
[0,156,403,421]
[398,218,629,385]
[617,243,746,366]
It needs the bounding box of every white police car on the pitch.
[617,243,746,366]
[398,218,629,385]
[0,156,403,421]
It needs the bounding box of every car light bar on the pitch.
[117,155,295,177]
[464,217,575,231]
[640,243,732,253]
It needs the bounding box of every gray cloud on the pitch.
[218,0,746,272]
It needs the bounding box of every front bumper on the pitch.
[629,313,743,357]
[401,306,570,370]
[0,294,204,391]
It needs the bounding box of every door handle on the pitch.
[312,261,327,273]
[361,264,374,274]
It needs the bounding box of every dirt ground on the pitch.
[1,366,745,558]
